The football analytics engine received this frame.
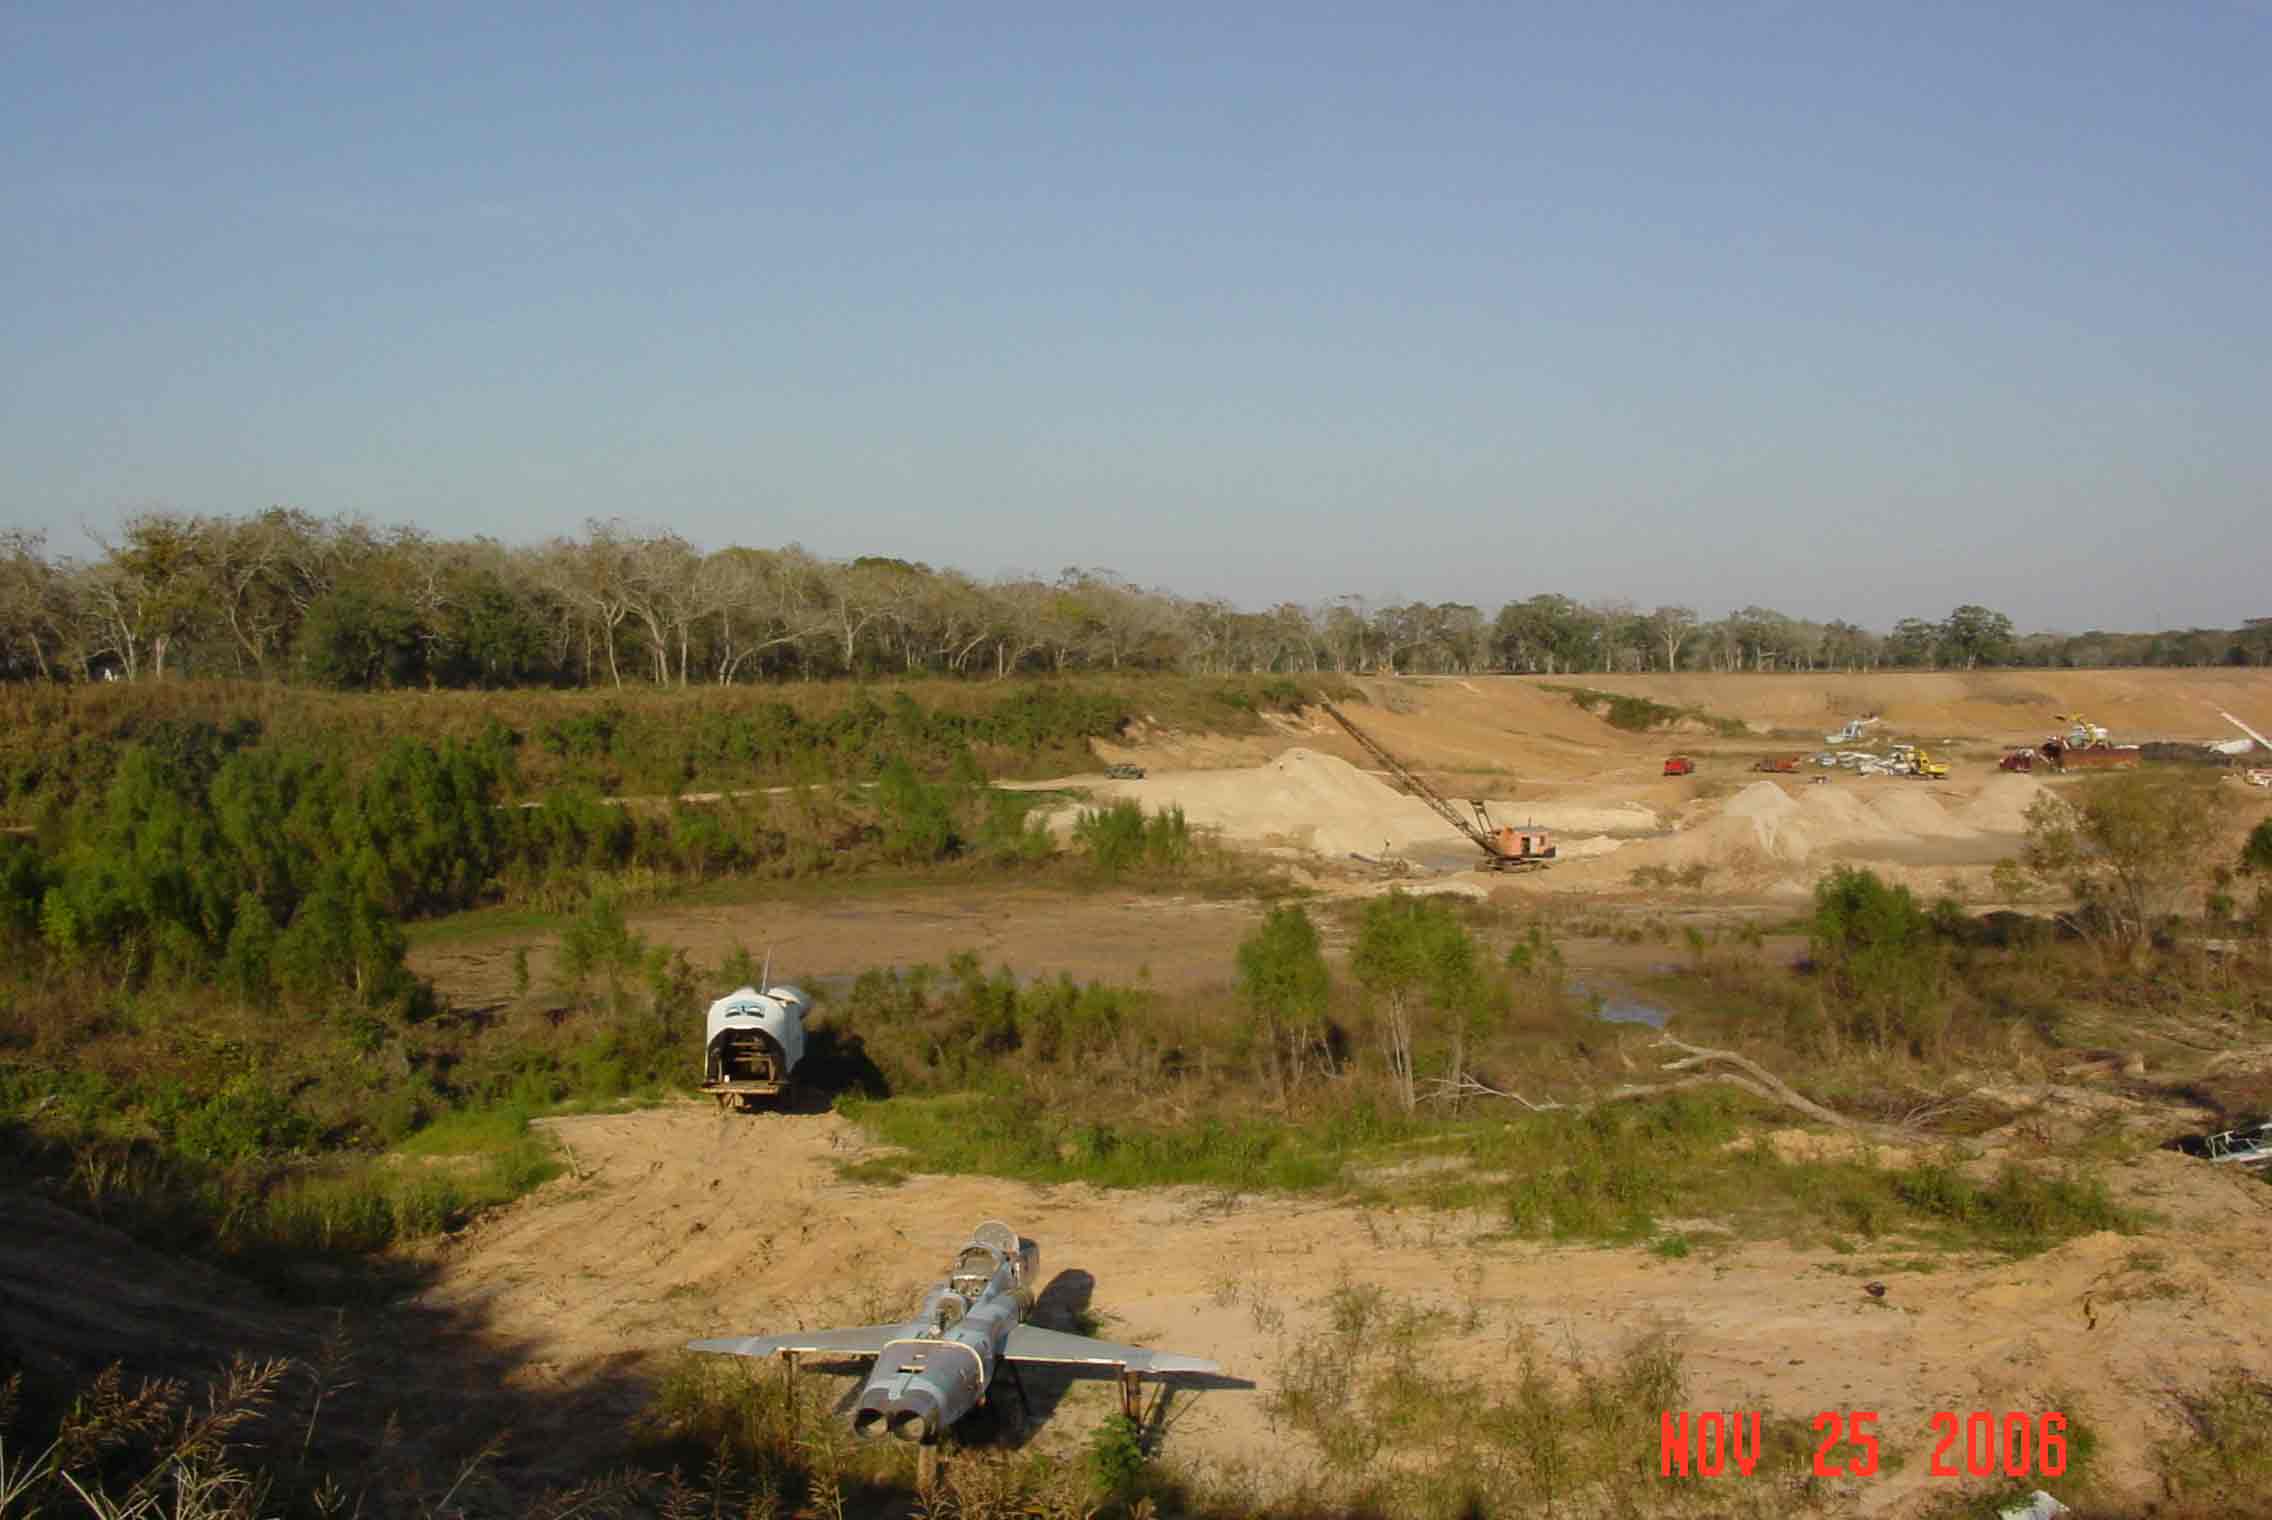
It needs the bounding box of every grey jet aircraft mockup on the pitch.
[688,1220,1223,1444]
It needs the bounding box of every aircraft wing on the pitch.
[1002,1325,1221,1376]
[687,1325,904,1359]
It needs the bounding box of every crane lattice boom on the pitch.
[1316,699,1553,871]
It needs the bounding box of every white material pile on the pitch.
[1071,748,1474,858]
[1625,773,2048,878]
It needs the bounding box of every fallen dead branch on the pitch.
[1429,1036,1926,1142]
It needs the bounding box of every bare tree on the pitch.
[700,548,825,684]
[607,530,701,685]
[200,511,321,676]
[542,523,640,687]
[988,578,1055,678]
[86,513,217,679]
[1646,605,1698,672]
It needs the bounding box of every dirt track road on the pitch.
[399,1103,2272,1515]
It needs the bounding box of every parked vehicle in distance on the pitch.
[1663,755,1695,776]
[1104,763,1146,779]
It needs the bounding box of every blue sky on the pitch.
[4,2,2266,631]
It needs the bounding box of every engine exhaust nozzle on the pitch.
[889,1386,944,1444]
[851,1386,894,1440]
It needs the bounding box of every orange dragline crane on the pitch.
[1315,699,1556,871]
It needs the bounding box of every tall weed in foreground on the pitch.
[2158,1373,2272,1509]
[1261,1283,1828,1518]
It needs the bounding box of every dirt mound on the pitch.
[1597,778,1998,881]
[1720,780,1810,862]
[1795,784,1901,846]
[1865,785,1977,839]
[1637,783,1810,874]
[0,1192,316,1380]
[1061,747,1462,857]
[1957,773,2055,833]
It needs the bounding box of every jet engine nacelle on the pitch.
[852,1337,990,1443]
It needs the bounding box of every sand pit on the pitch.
[1057,694,2078,890]
[1070,749,1678,868]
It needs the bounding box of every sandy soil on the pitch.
[12,1095,2272,1514]
[1542,669,2272,747]
[372,1102,2272,1516]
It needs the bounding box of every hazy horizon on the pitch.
[6,4,2267,631]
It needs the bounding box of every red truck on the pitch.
[1663,755,1695,776]
[1750,755,1802,774]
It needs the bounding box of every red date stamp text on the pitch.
[1659,1410,2067,1480]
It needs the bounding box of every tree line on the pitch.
[3,511,2266,688]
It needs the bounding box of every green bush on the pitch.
[1073,799,1148,874]
[1085,1413,1148,1496]
[160,1074,316,1164]
[1142,802,1191,868]
[26,733,510,1004]
[873,754,956,862]
[1809,866,1951,1053]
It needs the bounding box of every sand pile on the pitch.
[1644,781,1812,869]
[1722,781,1808,860]
[1076,749,1662,863]
[1795,785,1901,847]
[1621,778,2004,878]
[1867,785,1978,839]
[1956,773,2055,833]
[1076,746,2043,880]
[1074,748,1467,857]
